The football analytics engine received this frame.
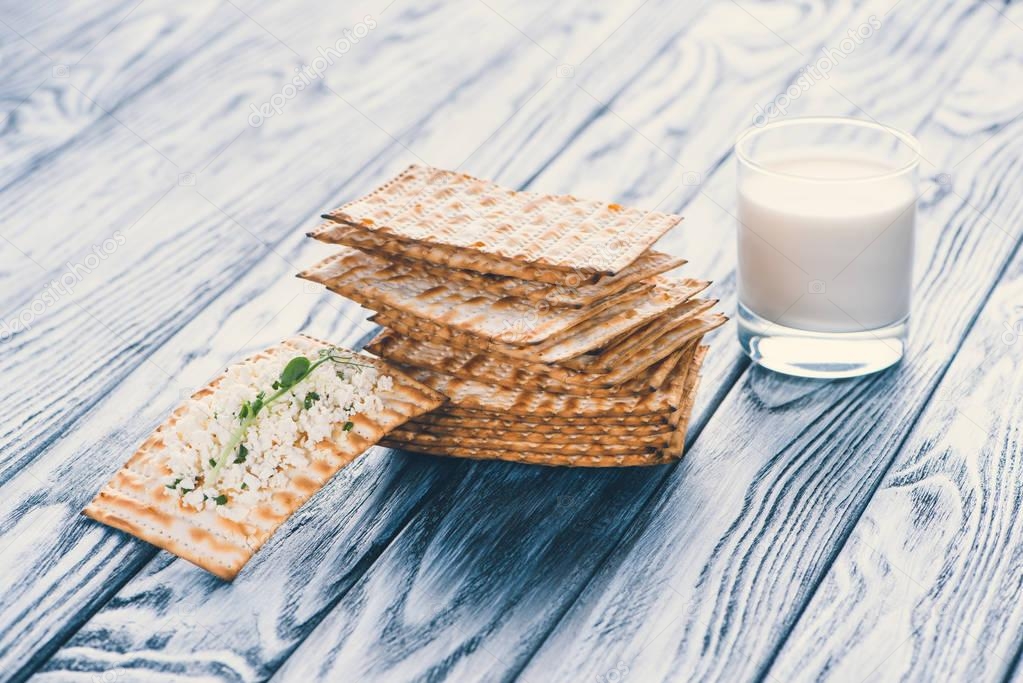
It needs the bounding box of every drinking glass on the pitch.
[734,116,921,379]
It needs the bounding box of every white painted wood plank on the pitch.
[0,0,234,197]
[0,0,567,480]
[265,1,1009,681]
[0,0,716,479]
[0,0,403,307]
[0,0,1002,678]
[0,0,249,292]
[0,2,691,680]
[0,1,136,99]
[768,273,1023,679]
[3,0,765,674]
[265,2,1014,678]
[1,236,384,682]
[764,15,1023,680]
[518,9,1023,681]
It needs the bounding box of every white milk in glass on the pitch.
[737,154,915,334]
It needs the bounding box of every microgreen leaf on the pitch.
[214,494,228,505]
[234,444,248,464]
[166,478,182,490]
[343,421,354,432]
[304,391,320,409]
[279,356,311,389]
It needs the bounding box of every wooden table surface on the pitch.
[2,1,1022,681]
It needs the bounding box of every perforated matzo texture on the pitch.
[322,165,683,274]
[309,222,684,307]
[366,329,674,396]
[299,247,693,346]
[83,336,444,580]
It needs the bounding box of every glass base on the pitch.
[737,303,907,379]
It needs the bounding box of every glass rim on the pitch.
[734,116,922,183]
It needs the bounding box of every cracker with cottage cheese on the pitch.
[83,335,445,580]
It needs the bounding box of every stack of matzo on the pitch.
[300,165,726,466]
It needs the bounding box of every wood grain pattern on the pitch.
[1,1,710,680]
[764,17,1023,680]
[0,0,566,480]
[3,0,719,672]
[2,0,1021,681]
[767,256,1023,680]
[0,1,232,195]
[0,255,380,680]
[0,0,269,299]
[520,7,1023,681]
[37,452,455,682]
[0,0,572,675]
[0,0,713,483]
[272,1,1006,680]
[269,0,980,679]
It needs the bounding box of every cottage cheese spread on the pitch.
[162,351,393,521]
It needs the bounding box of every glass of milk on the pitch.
[734,116,921,379]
